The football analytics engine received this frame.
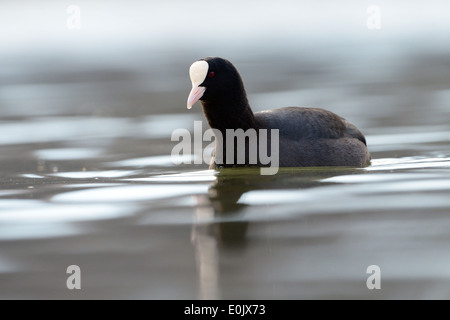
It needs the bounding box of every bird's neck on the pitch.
[201,96,258,134]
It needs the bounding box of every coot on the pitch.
[187,57,371,169]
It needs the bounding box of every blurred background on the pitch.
[2,0,450,122]
[1,0,450,299]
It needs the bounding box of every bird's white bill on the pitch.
[189,60,208,85]
[187,60,209,109]
[187,85,206,109]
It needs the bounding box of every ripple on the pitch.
[321,173,438,184]
[0,224,82,241]
[0,117,132,145]
[52,184,209,203]
[368,131,450,146]
[236,189,450,219]
[367,157,450,171]
[0,203,133,223]
[0,190,29,197]
[0,203,134,240]
[60,183,121,188]
[34,148,103,160]
[0,200,43,209]
[107,155,195,167]
[21,174,45,179]
[238,190,308,205]
[364,179,450,193]
[128,170,216,182]
[50,170,138,179]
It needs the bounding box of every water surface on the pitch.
[1,1,450,300]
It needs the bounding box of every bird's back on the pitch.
[255,107,366,145]
[254,107,371,167]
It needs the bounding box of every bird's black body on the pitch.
[190,57,371,168]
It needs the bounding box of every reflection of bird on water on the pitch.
[192,167,356,299]
[207,167,356,245]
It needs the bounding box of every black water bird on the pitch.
[187,57,371,169]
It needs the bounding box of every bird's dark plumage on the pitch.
[187,57,371,168]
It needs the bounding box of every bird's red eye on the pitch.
[208,71,215,78]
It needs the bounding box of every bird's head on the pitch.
[186,57,245,109]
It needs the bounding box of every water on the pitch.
[1,1,450,299]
